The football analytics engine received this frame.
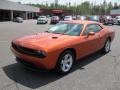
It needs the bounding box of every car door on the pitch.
[79,24,102,56]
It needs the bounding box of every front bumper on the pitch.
[11,47,58,70]
[105,21,113,24]
[37,20,47,24]
[50,20,59,24]
[16,57,48,72]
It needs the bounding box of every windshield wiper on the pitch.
[45,31,50,33]
[53,32,65,35]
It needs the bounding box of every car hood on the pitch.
[13,32,77,52]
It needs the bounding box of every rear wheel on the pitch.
[102,39,111,53]
[56,50,74,74]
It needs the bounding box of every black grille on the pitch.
[12,42,46,58]
[17,45,36,55]
[12,42,36,56]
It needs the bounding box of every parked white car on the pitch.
[64,16,73,21]
[37,16,48,24]
[13,17,23,23]
[114,16,120,25]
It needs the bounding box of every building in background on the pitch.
[40,8,73,18]
[0,0,39,21]
[111,9,120,17]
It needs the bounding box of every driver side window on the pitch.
[83,24,102,35]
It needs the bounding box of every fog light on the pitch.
[36,51,46,58]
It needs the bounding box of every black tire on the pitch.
[56,50,74,75]
[104,22,107,25]
[111,23,114,25]
[102,39,111,53]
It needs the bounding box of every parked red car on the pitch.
[11,20,115,74]
[50,16,60,24]
[100,16,114,25]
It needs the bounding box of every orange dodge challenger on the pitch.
[11,20,115,74]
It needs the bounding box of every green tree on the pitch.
[28,1,120,15]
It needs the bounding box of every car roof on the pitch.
[61,20,100,25]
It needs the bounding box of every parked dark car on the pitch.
[50,16,60,24]
[114,16,120,25]
[13,17,23,23]
[88,16,100,22]
[99,15,105,23]
[102,16,114,25]
[76,16,87,20]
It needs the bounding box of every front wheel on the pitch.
[56,50,74,75]
[102,39,111,53]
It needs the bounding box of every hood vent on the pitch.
[51,37,58,39]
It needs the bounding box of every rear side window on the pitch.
[83,24,102,35]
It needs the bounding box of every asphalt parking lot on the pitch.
[0,20,120,90]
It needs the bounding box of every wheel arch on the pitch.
[55,48,76,74]
[64,48,76,60]
[107,36,111,42]
[58,48,77,61]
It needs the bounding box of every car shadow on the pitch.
[2,51,106,89]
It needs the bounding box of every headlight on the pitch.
[36,50,47,58]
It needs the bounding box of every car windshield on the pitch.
[47,23,83,36]
[80,16,86,20]
[39,16,46,18]
[89,16,99,20]
[65,16,72,19]
[52,16,58,19]
[16,17,22,19]
[106,16,112,19]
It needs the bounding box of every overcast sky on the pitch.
[8,0,120,5]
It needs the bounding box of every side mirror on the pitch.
[87,32,95,38]
[89,32,95,35]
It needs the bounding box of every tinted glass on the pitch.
[48,23,83,36]
[39,16,46,18]
[106,16,112,19]
[89,16,99,21]
[84,24,102,35]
